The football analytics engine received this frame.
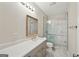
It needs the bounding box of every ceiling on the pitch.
[35,2,68,16]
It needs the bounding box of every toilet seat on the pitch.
[47,42,53,48]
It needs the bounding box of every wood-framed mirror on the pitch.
[26,15,38,37]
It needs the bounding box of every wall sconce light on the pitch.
[29,6,32,10]
[20,2,26,5]
[20,2,35,12]
[26,3,29,8]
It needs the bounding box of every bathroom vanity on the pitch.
[0,37,47,57]
[24,38,46,57]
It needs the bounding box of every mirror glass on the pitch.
[26,15,38,37]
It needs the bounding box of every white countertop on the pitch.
[0,37,46,57]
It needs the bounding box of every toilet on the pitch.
[46,42,54,57]
[47,42,54,48]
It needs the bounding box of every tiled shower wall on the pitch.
[47,14,67,46]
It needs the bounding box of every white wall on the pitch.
[77,3,79,54]
[67,2,77,56]
[0,2,48,49]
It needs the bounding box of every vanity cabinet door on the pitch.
[34,46,46,57]
[35,51,43,57]
[42,42,47,56]
[42,48,46,56]
[33,47,43,57]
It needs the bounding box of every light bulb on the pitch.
[26,3,30,8]
[33,8,35,11]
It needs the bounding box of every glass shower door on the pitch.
[46,22,56,44]
[46,19,67,47]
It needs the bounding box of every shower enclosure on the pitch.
[43,13,68,48]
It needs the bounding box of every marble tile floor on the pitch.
[46,46,71,57]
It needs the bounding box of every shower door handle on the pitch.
[69,25,77,29]
[75,26,77,29]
